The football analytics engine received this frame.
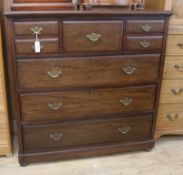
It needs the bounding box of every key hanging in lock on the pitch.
[34,32,41,53]
[31,26,43,53]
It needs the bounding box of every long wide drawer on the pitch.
[160,80,183,104]
[20,86,156,122]
[63,21,123,53]
[124,36,163,53]
[22,115,152,152]
[157,104,183,131]
[17,55,160,90]
[163,56,183,80]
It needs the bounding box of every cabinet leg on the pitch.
[145,147,153,152]
[19,156,28,167]
[19,160,28,167]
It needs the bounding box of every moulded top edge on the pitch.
[4,10,173,17]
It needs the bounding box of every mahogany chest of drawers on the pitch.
[5,10,171,166]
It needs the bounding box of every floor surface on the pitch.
[0,136,183,175]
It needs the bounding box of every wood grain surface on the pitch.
[15,38,59,55]
[144,0,165,10]
[14,21,59,36]
[126,19,165,34]
[4,11,171,165]
[166,34,183,55]
[155,0,183,139]
[160,80,183,104]
[63,21,123,53]
[156,103,183,131]
[22,115,152,152]
[0,23,12,156]
[20,86,156,122]
[163,56,183,79]
[17,55,160,90]
[124,36,163,53]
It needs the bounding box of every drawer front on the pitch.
[17,55,160,90]
[157,104,183,131]
[20,87,156,122]
[63,21,123,53]
[14,21,59,36]
[124,36,163,53]
[166,35,183,55]
[163,56,183,80]
[126,20,165,34]
[15,38,59,55]
[23,115,152,151]
[168,22,183,34]
[160,80,183,104]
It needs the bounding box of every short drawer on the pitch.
[22,115,152,151]
[157,104,183,131]
[126,20,165,34]
[15,38,59,55]
[124,36,163,53]
[166,35,183,55]
[63,21,123,53]
[163,56,183,80]
[20,87,156,122]
[14,21,59,36]
[17,55,160,90]
[160,80,183,104]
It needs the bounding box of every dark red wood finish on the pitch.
[126,19,165,34]
[17,55,160,90]
[22,115,153,151]
[5,10,172,166]
[19,86,156,122]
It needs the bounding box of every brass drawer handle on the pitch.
[48,103,63,110]
[47,69,62,78]
[120,98,133,106]
[49,133,63,141]
[141,24,152,32]
[174,65,183,72]
[122,66,136,75]
[31,26,43,35]
[118,126,130,134]
[140,40,151,48]
[166,114,179,122]
[86,33,101,42]
[177,43,183,49]
[171,89,183,95]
